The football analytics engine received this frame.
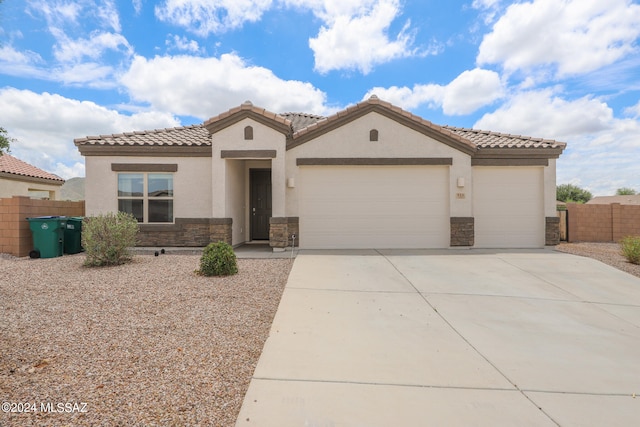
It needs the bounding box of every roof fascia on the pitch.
[0,171,64,185]
[76,145,212,157]
[474,147,565,160]
[204,110,291,136]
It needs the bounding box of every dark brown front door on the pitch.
[250,169,272,240]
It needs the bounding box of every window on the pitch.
[118,173,173,223]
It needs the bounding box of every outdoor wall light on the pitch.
[287,178,295,188]
[457,177,465,188]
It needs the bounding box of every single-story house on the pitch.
[75,96,566,250]
[0,154,65,200]
[587,195,640,205]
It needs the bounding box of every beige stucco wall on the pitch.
[211,118,286,219]
[84,156,212,219]
[285,112,473,218]
[544,159,557,217]
[225,159,246,245]
[0,177,62,200]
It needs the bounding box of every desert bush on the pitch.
[82,212,139,267]
[620,236,640,265]
[199,241,238,276]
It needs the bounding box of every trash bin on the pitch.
[27,216,67,259]
[64,217,84,254]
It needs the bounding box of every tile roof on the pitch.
[203,100,290,130]
[289,96,478,152]
[74,124,210,147]
[0,154,65,182]
[280,112,324,132]
[74,97,566,153]
[443,126,566,149]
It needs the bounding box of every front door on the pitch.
[250,169,272,240]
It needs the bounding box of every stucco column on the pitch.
[544,159,557,218]
[211,149,226,218]
[271,151,286,218]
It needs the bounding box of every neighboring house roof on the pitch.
[587,195,640,205]
[0,154,64,183]
[74,97,566,159]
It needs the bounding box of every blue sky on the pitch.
[1,0,639,196]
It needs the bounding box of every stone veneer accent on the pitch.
[545,216,560,246]
[138,218,232,247]
[269,217,299,248]
[450,217,474,246]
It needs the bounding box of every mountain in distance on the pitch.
[60,177,85,201]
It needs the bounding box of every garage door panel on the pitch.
[474,167,544,248]
[299,166,450,249]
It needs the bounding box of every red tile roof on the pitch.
[0,154,65,183]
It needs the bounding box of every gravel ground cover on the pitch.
[555,242,640,279]
[0,254,292,426]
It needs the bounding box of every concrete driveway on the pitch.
[236,249,640,426]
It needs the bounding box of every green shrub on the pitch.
[199,241,238,276]
[82,212,139,267]
[620,236,640,265]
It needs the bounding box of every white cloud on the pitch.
[166,35,202,54]
[27,0,83,27]
[155,0,273,36]
[96,0,122,32]
[478,0,640,77]
[473,89,612,140]
[365,68,503,115]
[120,54,329,118]
[442,68,503,115]
[473,88,640,196]
[0,45,48,79]
[151,0,425,73]
[132,0,143,14]
[309,0,418,74]
[471,0,504,24]
[0,88,180,179]
[365,84,444,111]
[55,62,121,88]
[53,31,132,63]
[624,100,640,118]
[24,0,132,87]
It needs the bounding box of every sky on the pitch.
[1,0,639,196]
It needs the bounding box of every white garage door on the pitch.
[473,167,544,248]
[299,166,450,249]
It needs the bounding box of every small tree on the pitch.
[557,184,593,204]
[616,187,637,196]
[82,212,139,267]
[0,127,14,155]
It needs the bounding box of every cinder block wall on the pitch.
[615,204,640,241]
[567,203,640,242]
[0,196,85,257]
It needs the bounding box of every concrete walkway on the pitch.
[236,249,640,426]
